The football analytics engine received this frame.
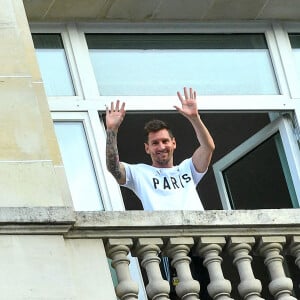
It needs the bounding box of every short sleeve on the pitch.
[121,162,135,190]
[188,158,207,184]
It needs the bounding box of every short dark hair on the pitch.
[144,119,174,142]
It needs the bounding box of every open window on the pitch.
[213,114,300,209]
[110,111,300,211]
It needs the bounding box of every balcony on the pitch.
[69,209,300,300]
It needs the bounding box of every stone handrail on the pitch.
[69,209,300,300]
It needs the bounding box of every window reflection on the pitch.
[86,34,278,96]
[54,122,103,211]
[32,34,75,96]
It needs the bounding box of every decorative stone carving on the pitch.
[164,237,200,300]
[195,237,234,300]
[106,238,139,300]
[133,238,170,300]
[289,236,300,269]
[228,237,264,300]
[258,236,297,300]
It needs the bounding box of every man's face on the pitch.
[144,129,176,168]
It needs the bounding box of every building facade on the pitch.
[1,0,300,299]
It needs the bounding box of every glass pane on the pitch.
[86,34,278,96]
[32,34,75,96]
[54,122,103,211]
[223,132,296,209]
[289,34,300,84]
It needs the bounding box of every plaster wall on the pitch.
[23,0,300,22]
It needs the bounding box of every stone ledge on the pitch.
[66,209,300,239]
[74,209,300,228]
[0,207,75,234]
[0,206,75,224]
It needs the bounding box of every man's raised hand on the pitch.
[174,87,199,120]
[106,100,126,131]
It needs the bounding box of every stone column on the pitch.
[258,236,297,300]
[289,236,300,269]
[0,0,71,207]
[0,1,77,298]
[133,238,170,300]
[165,237,200,300]
[106,238,139,300]
[228,237,264,300]
[195,237,234,300]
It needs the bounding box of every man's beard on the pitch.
[154,152,172,166]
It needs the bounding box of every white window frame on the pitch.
[51,111,124,211]
[30,22,300,213]
[30,22,297,111]
[213,115,300,210]
[31,24,88,100]
[280,22,300,98]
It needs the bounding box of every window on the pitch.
[53,114,104,211]
[289,33,300,84]
[32,34,75,96]
[213,115,300,209]
[86,33,278,96]
[31,25,300,213]
[104,110,300,211]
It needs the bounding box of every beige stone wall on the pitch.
[65,239,117,300]
[0,0,71,207]
[0,235,75,299]
[0,235,116,300]
[0,3,117,300]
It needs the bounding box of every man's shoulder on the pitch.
[178,157,193,167]
[122,163,156,181]
[122,162,152,170]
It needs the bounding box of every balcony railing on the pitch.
[70,209,300,300]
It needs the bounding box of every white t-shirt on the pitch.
[122,158,206,211]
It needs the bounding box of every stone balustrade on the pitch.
[69,209,300,300]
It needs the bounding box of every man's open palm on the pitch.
[106,100,126,131]
[174,87,199,119]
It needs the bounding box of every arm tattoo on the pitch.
[106,130,123,180]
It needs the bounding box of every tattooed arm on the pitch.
[106,100,126,185]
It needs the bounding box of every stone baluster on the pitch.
[133,238,170,300]
[289,236,300,269]
[164,237,200,300]
[228,237,264,300]
[195,237,234,300]
[106,238,139,300]
[258,236,297,300]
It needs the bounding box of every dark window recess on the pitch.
[101,112,271,210]
[223,132,293,209]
